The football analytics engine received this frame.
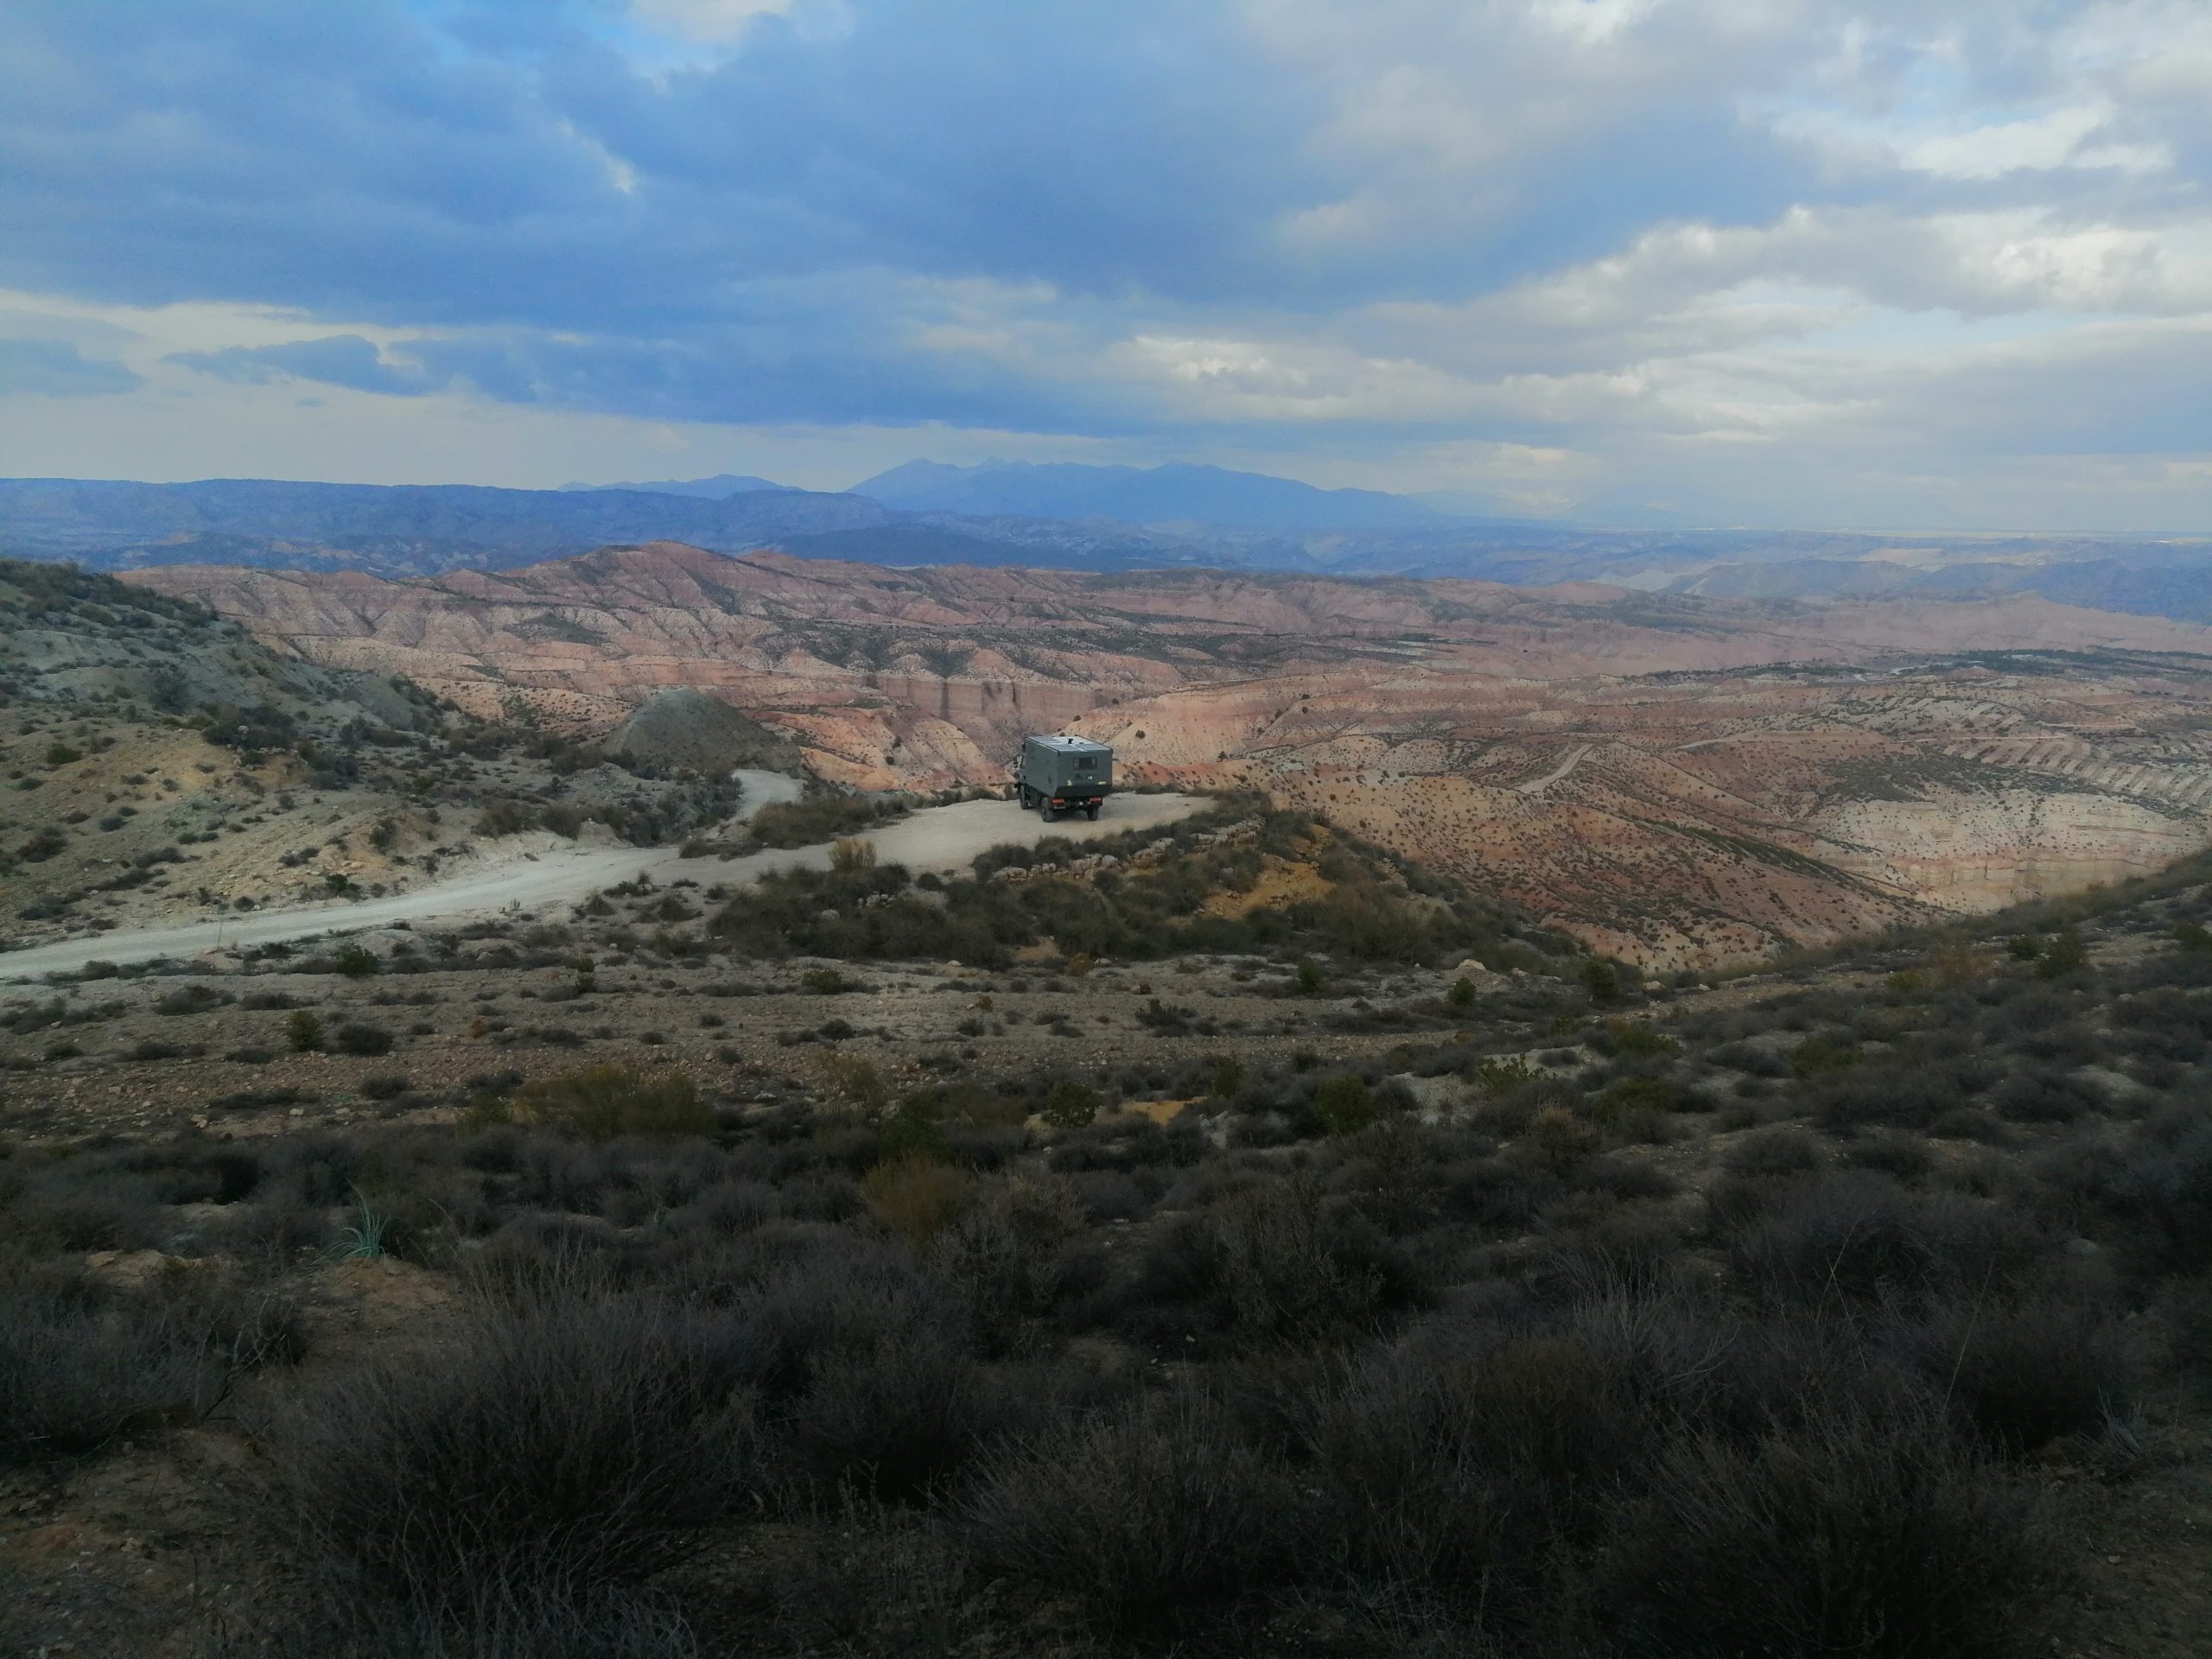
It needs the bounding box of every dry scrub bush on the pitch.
[1300,1333,1638,1605]
[968,1392,1287,1632]
[252,1282,757,1623]
[508,1065,711,1141]
[1605,1402,2046,1659]
[863,1154,971,1243]
[829,836,877,874]
[1,1263,302,1461]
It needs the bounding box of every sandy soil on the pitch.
[0,780,1199,982]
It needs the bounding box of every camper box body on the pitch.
[1016,734,1113,821]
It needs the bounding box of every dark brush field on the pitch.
[4,796,2212,1658]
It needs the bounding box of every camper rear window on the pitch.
[1076,757,1094,769]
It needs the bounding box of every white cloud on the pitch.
[628,0,797,44]
[1778,98,2171,181]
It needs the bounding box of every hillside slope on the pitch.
[130,543,2212,966]
[0,561,753,946]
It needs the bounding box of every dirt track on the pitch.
[0,777,1199,982]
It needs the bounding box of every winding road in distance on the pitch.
[0,772,1199,984]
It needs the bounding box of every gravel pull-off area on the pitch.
[0,778,1199,982]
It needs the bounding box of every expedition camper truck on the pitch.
[1015,734,1113,822]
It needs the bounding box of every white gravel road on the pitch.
[0,774,1200,982]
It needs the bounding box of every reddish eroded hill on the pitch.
[130,542,2212,965]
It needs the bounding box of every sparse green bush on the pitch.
[1609,1019,1677,1057]
[1790,1033,1860,1078]
[2037,929,2088,979]
[1474,1053,1540,1096]
[286,1010,325,1052]
[1041,1079,1100,1130]
[1315,1074,1376,1135]
[816,1052,889,1112]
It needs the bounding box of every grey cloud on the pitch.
[0,337,142,396]
[166,335,436,395]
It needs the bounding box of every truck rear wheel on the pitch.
[1085,804,1100,820]
[1039,800,1056,823]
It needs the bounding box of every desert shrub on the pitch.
[1,1264,302,1462]
[154,982,226,1016]
[1726,1173,2045,1310]
[1313,1074,1376,1136]
[2094,1117,2212,1275]
[1302,1332,1643,1606]
[1594,1075,1682,1119]
[798,966,850,994]
[1982,1071,2091,1127]
[1810,1058,1983,1133]
[862,1154,971,1243]
[360,1073,411,1101]
[749,796,898,849]
[2037,929,2089,979]
[784,1318,990,1501]
[815,1052,889,1112]
[474,798,538,837]
[1040,1078,1100,1130]
[334,944,380,978]
[967,1391,1287,1631]
[285,1010,325,1052]
[935,1172,1090,1343]
[1789,1033,1861,1078]
[1580,959,1620,1001]
[263,1578,698,1659]
[1603,1402,2046,1659]
[1845,1129,1935,1180]
[1473,1053,1541,1096]
[253,1284,756,1622]
[1606,1020,1677,1057]
[830,836,877,874]
[1725,1126,1823,1179]
[1912,1288,2132,1452]
[510,1066,712,1141]
[1208,1175,1417,1336]
[332,1022,395,1058]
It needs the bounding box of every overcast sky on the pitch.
[2,0,2208,529]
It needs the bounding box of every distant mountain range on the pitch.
[2,469,2209,626]
[560,472,791,499]
[845,458,1449,531]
